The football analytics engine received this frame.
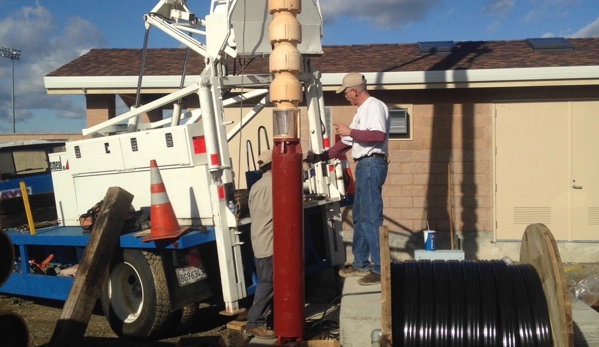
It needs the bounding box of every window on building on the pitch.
[389,109,410,139]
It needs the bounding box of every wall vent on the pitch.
[513,207,551,224]
[589,207,599,225]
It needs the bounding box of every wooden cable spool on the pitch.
[520,223,574,347]
[379,223,574,347]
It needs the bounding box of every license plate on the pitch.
[175,265,207,286]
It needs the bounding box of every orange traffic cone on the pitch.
[142,159,190,242]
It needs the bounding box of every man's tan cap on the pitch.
[336,72,366,94]
[257,149,272,168]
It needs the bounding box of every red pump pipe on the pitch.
[268,0,304,342]
[272,140,304,342]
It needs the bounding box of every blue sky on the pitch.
[1,0,598,133]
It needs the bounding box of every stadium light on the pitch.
[1,47,21,133]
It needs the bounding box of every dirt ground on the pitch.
[0,296,248,347]
[1,262,598,347]
[0,269,342,347]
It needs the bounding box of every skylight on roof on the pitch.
[526,37,574,52]
[417,41,455,55]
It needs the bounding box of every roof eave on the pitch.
[43,66,599,94]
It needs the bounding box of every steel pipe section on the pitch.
[0,310,30,347]
[272,146,304,341]
[0,231,15,287]
[269,0,305,342]
[0,232,29,347]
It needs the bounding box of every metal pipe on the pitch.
[269,0,304,342]
[272,145,304,341]
[371,329,383,347]
[198,77,221,170]
[1,47,20,133]
[135,28,150,109]
[0,310,29,347]
[144,13,209,58]
[0,231,15,287]
[11,58,15,133]
[172,36,192,127]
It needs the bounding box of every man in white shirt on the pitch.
[305,72,389,285]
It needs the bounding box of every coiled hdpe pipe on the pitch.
[0,310,30,347]
[391,259,553,347]
[0,231,30,347]
[0,230,14,287]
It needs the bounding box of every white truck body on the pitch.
[1,0,350,340]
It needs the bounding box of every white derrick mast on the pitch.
[51,0,346,314]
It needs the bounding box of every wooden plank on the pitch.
[520,223,574,347]
[379,225,392,347]
[226,319,247,331]
[50,187,134,347]
[19,181,36,235]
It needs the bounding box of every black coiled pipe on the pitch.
[391,260,553,347]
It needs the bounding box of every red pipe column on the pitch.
[268,0,304,343]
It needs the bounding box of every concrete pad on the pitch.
[247,303,339,347]
[338,277,381,347]
[572,299,599,346]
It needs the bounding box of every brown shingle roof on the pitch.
[47,38,599,78]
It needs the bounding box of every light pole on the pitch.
[1,47,21,133]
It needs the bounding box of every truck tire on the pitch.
[101,249,172,340]
[171,302,200,333]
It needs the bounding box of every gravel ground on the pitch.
[0,268,342,347]
[0,295,250,347]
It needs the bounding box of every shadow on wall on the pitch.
[383,217,422,261]
[382,211,469,260]
[385,229,479,261]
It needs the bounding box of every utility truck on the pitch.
[0,0,350,340]
[0,140,66,229]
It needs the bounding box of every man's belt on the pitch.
[355,153,387,161]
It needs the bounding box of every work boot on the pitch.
[358,273,381,286]
[235,310,248,321]
[245,325,275,339]
[338,265,370,278]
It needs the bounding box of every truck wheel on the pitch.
[101,249,172,340]
[171,302,200,333]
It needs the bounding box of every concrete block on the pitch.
[339,277,381,347]
[572,299,599,346]
[414,249,465,260]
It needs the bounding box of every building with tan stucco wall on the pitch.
[39,38,599,262]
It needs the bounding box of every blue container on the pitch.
[424,230,436,251]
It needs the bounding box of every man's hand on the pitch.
[304,151,322,164]
[334,123,351,137]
